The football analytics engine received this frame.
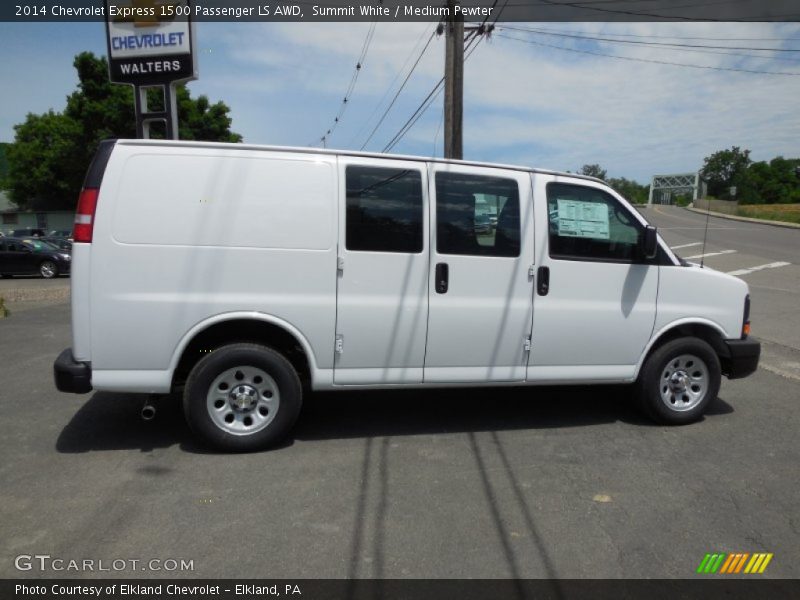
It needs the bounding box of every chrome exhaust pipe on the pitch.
[141,397,157,421]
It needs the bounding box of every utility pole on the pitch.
[444,0,464,159]
[443,2,494,160]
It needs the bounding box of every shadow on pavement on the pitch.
[56,385,735,454]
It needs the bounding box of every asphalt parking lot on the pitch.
[0,206,798,579]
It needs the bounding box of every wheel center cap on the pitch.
[669,371,689,393]
[230,384,258,410]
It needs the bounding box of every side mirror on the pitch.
[643,225,658,260]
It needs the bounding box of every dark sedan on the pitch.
[0,237,72,278]
[41,236,73,253]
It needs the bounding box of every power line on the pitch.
[499,0,800,21]
[523,0,743,22]
[498,25,800,63]
[501,24,800,52]
[383,1,508,155]
[492,24,800,43]
[496,32,800,76]
[309,22,377,147]
[347,25,435,148]
[359,29,438,151]
[382,35,485,154]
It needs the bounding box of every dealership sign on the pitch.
[105,0,197,85]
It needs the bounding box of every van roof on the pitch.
[113,139,606,185]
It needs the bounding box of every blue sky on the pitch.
[1,21,799,183]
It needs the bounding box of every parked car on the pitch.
[0,237,71,278]
[474,213,492,234]
[41,236,73,252]
[54,139,760,452]
[12,228,47,237]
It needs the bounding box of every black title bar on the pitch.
[4,0,800,22]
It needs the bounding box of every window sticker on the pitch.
[555,199,610,240]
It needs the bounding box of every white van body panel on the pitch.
[333,157,429,385]
[654,264,746,341]
[88,145,338,388]
[528,174,658,371]
[425,162,535,383]
[70,243,93,362]
[167,310,324,380]
[74,140,751,395]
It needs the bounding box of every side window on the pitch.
[547,183,643,262]
[346,166,423,253]
[436,172,520,258]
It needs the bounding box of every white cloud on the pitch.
[1,21,798,183]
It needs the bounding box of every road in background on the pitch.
[643,205,800,382]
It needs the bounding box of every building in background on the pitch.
[0,190,74,236]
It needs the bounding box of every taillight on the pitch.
[742,295,751,339]
[74,188,99,243]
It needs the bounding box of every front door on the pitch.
[424,164,534,382]
[528,177,658,381]
[334,159,430,385]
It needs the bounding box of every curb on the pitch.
[686,207,800,230]
[1,286,70,304]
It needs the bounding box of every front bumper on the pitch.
[54,348,92,393]
[722,338,761,380]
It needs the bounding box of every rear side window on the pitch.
[346,166,423,253]
[547,183,643,262]
[436,172,520,257]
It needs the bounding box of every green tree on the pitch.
[6,52,242,210]
[580,163,607,180]
[608,176,649,204]
[700,146,752,199]
[0,143,10,183]
[741,157,800,205]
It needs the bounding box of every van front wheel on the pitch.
[183,344,302,451]
[637,337,721,425]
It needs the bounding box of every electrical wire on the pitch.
[495,31,800,76]
[382,34,485,154]
[309,22,376,147]
[490,24,800,43]
[359,29,438,151]
[382,0,509,155]
[347,24,436,148]
[501,24,800,52]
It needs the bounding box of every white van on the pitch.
[54,140,760,451]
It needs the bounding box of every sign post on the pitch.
[104,0,198,139]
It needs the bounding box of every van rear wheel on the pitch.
[183,343,302,451]
[637,337,721,425]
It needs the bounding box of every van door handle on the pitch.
[537,266,550,296]
[435,263,449,294]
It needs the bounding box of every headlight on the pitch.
[60,253,71,261]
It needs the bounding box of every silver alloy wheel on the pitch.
[659,354,709,412]
[206,366,280,436]
[40,261,56,278]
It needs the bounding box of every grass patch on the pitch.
[737,204,800,224]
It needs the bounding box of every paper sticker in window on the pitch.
[555,199,610,240]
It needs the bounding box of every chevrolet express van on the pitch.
[54,140,760,451]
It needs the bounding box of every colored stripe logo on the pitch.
[696,552,773,574]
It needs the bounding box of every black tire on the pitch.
[183,343,302,452]
[636,337,721,425]
[39,260,58,279]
